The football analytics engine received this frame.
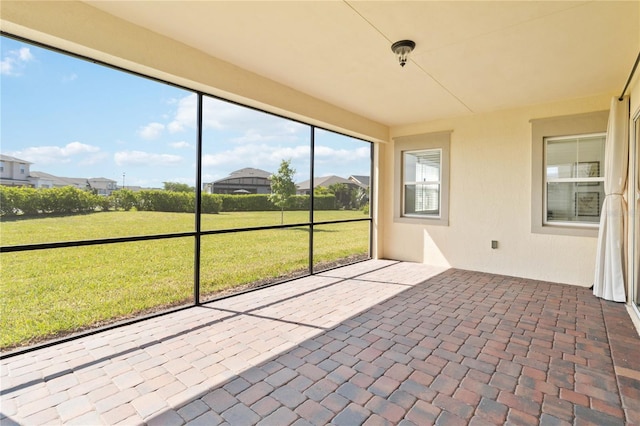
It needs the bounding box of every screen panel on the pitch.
[200,96,311,230]
[199,228,310,302]
[1,238,194,350]
[0,37,197,243]
[312,129,371,222]
[312,221,370,273]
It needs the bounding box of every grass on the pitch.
[0,210,369,350]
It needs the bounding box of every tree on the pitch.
[328,183,357,210]
[269,159,296,224]
[163,182,194,193]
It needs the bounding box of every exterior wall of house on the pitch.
[31,177,54,189]
[383,93,614,287]
[0,158,31,186]
[629,60,639,316]
[7,160,28,180]
[211,177,272,194]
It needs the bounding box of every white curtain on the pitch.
[593,96,629,302]
[636,117,640,303]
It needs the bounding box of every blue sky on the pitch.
[1,36,371,189]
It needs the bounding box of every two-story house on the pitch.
[0,154,32,187]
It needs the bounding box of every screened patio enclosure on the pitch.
[1,1,639,352]
[0,35,373,353]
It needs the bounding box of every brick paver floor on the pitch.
[2,260,639,425]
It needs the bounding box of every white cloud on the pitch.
[63,73,78,82]
[315,145,370,160]
[202,143,309,169]
[156,94,370,178]
[200,142,370,179]
[78,152,109,166]
[167,93,307,143]
[269,145,310,161]
[1,47,35,76]
[17,47,34,62]
[168,94,197,133]
[9,142,101,165]
[229,129,275,144]
[169,141,192,149]
[64,141,100,155]
[168,94,245,132]
[202,147,256,168]
[138,122,165,140]
[114,150,183,166]
[312,145,371,177]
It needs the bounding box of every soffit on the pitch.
[84,1,639,127]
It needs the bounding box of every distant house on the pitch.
[295,175,359,195]
[88,178,118,196]
[122,185,145,192]
[0,155,118,195]
[29,172,117,195]
[205,168,272,194]
[29,171,87,190]
[0,154,33,187]
[349,175,370,189]
[27,171,56,189]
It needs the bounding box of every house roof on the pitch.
[30,171,86,187]
[30,172,116,188]
[76,1,639,128]
[296,175,355,191]
[88,177,116,190]
[29,171,57,179]
[213,168,272,184]
[0,154,32,164]
[88,177,116,182]
[349,175,370,188]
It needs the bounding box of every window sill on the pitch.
[394,215,449,226]
[532,223,599,237]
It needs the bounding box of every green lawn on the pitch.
[0,210,369,350]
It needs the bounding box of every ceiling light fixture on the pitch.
[391,40,415,67]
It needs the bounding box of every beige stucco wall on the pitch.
[384,94,614,286]
[629,62,639,313]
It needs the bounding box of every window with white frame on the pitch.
[394,131,450,226]
[530,110,608,237]
[403,149,442,217]
[544,133,605,225]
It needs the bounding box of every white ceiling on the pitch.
[85,1,638,127]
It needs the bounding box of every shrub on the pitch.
[136,190,194,213]
[214,194,336,212]
[110,190,222,214]
[313,195,336,211]
[219,194,277,212]
[109,189,137,211]
[0,185,104,217]
[0,187,12,216]
[43,186,98,214]
[0,186,336,217]
[201,193,222,214]
[0,186,33,216]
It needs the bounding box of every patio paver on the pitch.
[1,260,639,425]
